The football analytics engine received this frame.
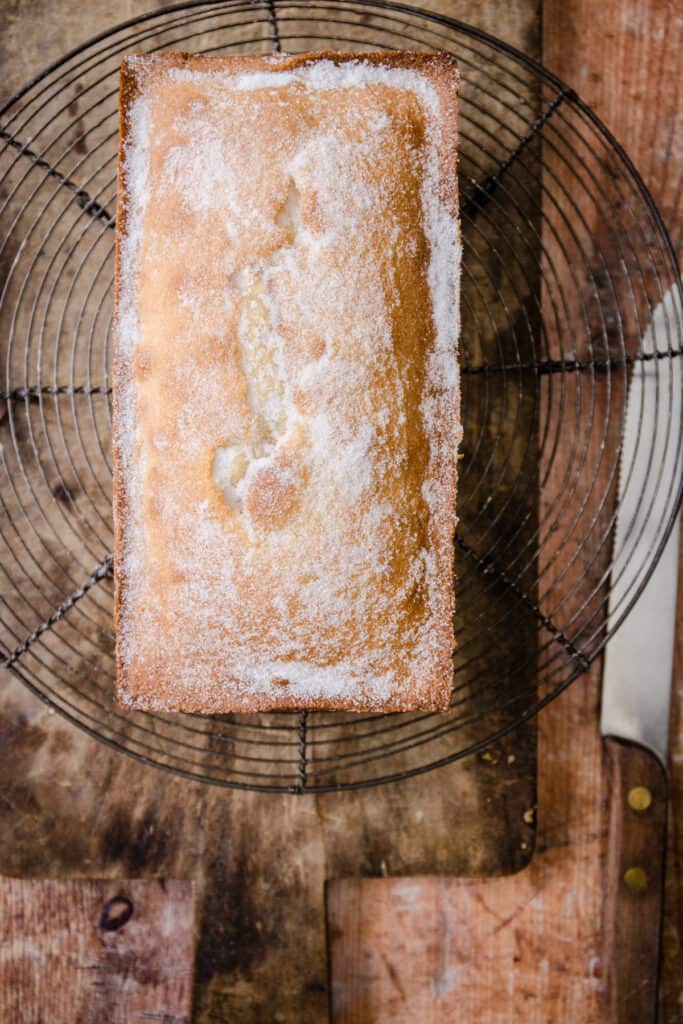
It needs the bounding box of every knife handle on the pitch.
[603,737,668,1023]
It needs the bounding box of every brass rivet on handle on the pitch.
[627,786,653,812]
[623,866,648,893]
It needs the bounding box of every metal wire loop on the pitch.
[0,0,681,791]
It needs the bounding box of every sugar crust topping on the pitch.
[115,55,461,710]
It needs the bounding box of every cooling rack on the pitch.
[1,0,681,792]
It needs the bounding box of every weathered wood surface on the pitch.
[328,675,610,1023]
[1,1,680,1022]
[328,533,683,1023]
[328,1,683,1021]
[0,2,541,1023]
[544,10,683,1019]
[0,877,195,1023]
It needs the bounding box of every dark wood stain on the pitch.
[99,894,134,932]
[52,481,72,505]
[67,87,87,154]
[101,805,180,874]
[195,856,254,982]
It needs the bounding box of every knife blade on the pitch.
[601,282,682,1024]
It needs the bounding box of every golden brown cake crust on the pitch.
[113,50,460,713]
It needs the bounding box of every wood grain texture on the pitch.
[328,666,609,1023]
[603,740,667,1024]
[327,3,683,1023]
[545,7,683,1021]
[0,2,680,1023]
[0,877,195,1023]
[326,557,683,1023]
[544,0,683,258]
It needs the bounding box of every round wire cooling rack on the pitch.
[0,0,682,793]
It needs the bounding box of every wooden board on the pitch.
[0,3,543,1023]
[328,524,683,1023]
[0,877,194,1023]
[327,1,683,1021]
[0,0,681,1022]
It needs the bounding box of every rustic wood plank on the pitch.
[544,0,683,258]
[328,3,683,1022]
[544,6,683,1020]
[0,877,195,1023]
[328,666,609,1023]
[4,2,679,1023]
[328,536,683,1023]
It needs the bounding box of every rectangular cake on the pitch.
[113,51,461,713]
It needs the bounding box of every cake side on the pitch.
[113,50,461,713]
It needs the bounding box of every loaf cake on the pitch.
[113,51,461,713]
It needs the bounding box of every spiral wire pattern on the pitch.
[0,1,681,791]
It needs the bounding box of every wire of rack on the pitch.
[0,0,681,792]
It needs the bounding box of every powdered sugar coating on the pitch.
[113,52,461,712]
